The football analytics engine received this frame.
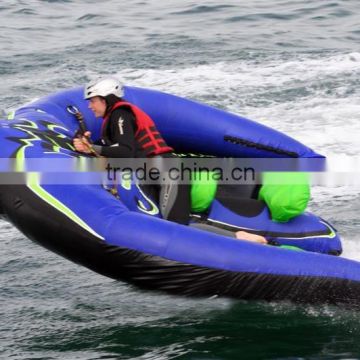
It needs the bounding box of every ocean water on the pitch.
[1,0,360,359]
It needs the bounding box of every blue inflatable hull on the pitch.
[0,86,358,306]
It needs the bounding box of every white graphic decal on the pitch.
[118,117,124,135]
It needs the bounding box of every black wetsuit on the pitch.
[92,103,191,225]
[92,107,145,158]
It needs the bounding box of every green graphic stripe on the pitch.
[318,221,336,239]
[7,111,15,120]
[46,124,68,139]
[27,173,104,240]
[136,184,159,215]
[14,121,39,172]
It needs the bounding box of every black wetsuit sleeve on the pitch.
[94,109,138,158]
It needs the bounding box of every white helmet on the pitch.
[84,77,124,100]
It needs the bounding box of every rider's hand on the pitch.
[235,231,268,244]
[73,133,92,154]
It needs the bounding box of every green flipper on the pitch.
[191,171,218,212]
[259,172,311,222]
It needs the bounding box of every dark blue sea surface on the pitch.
[1,0,360,359]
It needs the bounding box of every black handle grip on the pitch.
[67,105,92,143]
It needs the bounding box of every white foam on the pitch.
[118,52,360,91]
[116,52,360,156]
[342,238,360,261]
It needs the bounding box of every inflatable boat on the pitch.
[1,85,360,307]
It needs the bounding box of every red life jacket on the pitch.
[102,101,173,157]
